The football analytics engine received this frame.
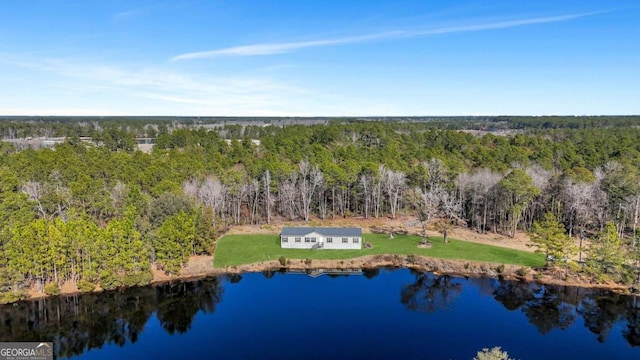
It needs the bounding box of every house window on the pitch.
[311,237,316,243]
[305,237,311,243]
[326,237,333,243]
[353,237,359,244]
[342,237,348,243]
[295,237,301,243]
[282,236,288,242]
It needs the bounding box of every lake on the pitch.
[1,268,639,359]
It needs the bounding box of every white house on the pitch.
[280,227,362,250]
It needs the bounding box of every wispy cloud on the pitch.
[171,11,603,61]
[0,55,309,115]
[114,9,139,21]
[171,33,400,61]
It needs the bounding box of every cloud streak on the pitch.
[0,53,312,116]
[171,11,603,61]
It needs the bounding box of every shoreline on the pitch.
[17,254,633,304]
[207,255,633,293]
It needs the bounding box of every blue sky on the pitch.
[0,1,638,116]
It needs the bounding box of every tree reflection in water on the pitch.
[401,271,463,313]
[0,277,223,358]
[578,292,628,343]
[156,280,223,335]
[624,297,640,346]
[405,271,640,347]
[1,270,640,359]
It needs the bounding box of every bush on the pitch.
[122,272,153,287]
[278,256,287,266]
[44,283,60,296]
[406,254,418,264]
[304,258,312,265]
[496,264,505,274]
[474,346,515,360]
[100,273,123,290]
[568,261,582,273]
[515,267,530,277]
[0,290,27,304]
[77,280,96,292]
[533,273,543,280]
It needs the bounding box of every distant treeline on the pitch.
[0,115,639,139]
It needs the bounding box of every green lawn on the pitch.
[213,233,545,268]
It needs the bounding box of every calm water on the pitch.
[1,268,639,359]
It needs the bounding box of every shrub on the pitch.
[100,273,123,290]
[304,258,312,265]
[406,254,418,264]
[533,273,543,280]
[568,261,582,273]
[278,256,287,266]
[496,264,505,274]
[77,280,96,292]
[0,290,27,304]
[44,283,60,296]
[515,267,530,277]
[122,272,153,287]
[474,346,515,360]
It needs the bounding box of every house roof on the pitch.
[281,227,362,237]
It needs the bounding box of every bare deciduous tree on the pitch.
[298,160,324,221]
[456,169,503,233]
[279,173,298,221]
[380,165,405,219]
[183,176,228,224]
[263,170,272,224]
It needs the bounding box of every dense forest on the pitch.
[2,117,640,302]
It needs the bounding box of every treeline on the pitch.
[1,115,640,140]
[3,122,640,301]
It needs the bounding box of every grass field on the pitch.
[213,233,545,268]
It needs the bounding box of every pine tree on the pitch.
[586,222,626,282]
[530,212,576,267]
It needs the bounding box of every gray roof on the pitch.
[281,227,362,237]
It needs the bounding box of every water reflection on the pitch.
[0,278,223,358]
[1,270,640,359]
[401,271,463,312]
[624,298,640,345]
[402,273,640,346]
[155,280,222,334]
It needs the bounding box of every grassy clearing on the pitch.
[214,233,545,268]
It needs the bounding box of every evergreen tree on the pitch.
[530,212,576,267]
[586,222,627,282]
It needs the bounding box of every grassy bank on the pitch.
[214,233,545,268]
